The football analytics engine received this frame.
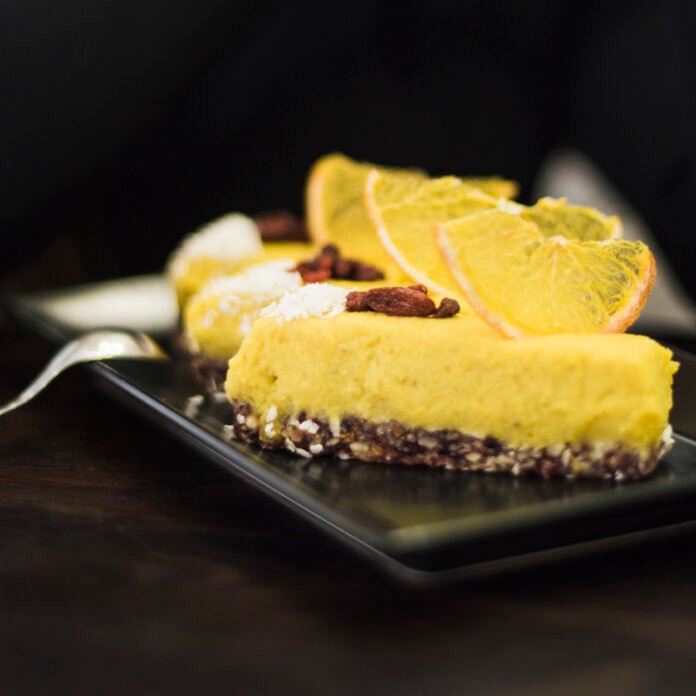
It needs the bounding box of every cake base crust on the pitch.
[189,352,228,392]
[227,400,672,481]
[172,328,229,392]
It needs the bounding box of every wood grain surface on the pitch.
[3,323,696,696]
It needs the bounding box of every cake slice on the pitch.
[182,260,303,389]
[224,285,677,480]
[167,211,312,307]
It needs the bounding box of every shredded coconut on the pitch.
[661,424,674,447]
[167,213,263,279]
[239,313,253,335]
[496,198,524,215]
[197,259,301,302]
[201,309,216,328]
[329,417,341,438]
[188,260,303,337]
[260,284,348,323]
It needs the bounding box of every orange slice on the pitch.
[367,171,623,296]
[305,153,425,272]
[460,177,518,199]
[366,170,501,294]
[305,153,517,278]
[522,196,623,241]
[435,210,655,337]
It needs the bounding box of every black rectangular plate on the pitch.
[8,275,696,585]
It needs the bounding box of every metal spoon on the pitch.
[0,330,167,417]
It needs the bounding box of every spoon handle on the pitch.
[0,330,167,418]
[0,341,85,417]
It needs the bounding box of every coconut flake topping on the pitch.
[496,198,524,215]
[168,213,262,279]
[260,284,348,323]
[197,259,302,301]
[193,260,303,334]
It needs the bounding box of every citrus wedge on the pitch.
[522,196,622,241]
[435,210,655,337]
[367,172,624,296]
[306,153,518,277]
[305,153,425,271]
[366,170,502,294]
[460,177,518,199]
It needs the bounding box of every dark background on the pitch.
[2,0,696,298]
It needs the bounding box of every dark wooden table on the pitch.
[3,323,696,696]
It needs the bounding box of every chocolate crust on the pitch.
[189,353,228,392]
[227,399,672,481]
[172,328,229,392]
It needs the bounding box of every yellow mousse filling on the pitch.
[225,312,677,452]
[185,277,404,360]
[172,242,313,307]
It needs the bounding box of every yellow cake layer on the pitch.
[225,312,677,451]
[172,242,313,307]
[185,277,400,359]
